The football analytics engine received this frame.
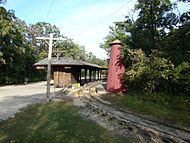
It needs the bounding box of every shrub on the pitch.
[170,62,190,95]
[125,49,190,96]
[125,49,174,94]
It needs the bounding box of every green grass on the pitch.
[0,101,137,143]
[101,92,190,128]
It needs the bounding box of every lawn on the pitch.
[101,92,190,129]
[0,101,137,143]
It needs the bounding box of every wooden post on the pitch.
[94,69,95,81]
[98,70,100,80]
[92,69,94,81]
[100,70,102,80]
[89,68,92,82]
[84,68,87,83]
[79,68,82,85]
[46,33,53,102]
[36,34,66,102]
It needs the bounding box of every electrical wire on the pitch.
[45,0,55,21]
[72,0,132,37]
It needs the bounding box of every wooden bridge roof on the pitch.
[34,57,107,70]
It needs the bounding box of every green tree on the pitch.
[0,7,39,84]
[53,39,86,60]
[103,19,134,67]
[125,49,175,93]
[160,22,190,65]
[103,0,190,95]
[29,22,61,59]
[103,20,132,55]
[178,0,190,25]
[86,52,107,67]
[29,22,87,61]
[133,0,174,54]
[159,0,190,65]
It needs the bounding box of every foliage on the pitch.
[103,0,190,96]
[160,22,190,65]
[0,7,41,84]
[53,39,86,61]
[103,21,131,55]
[29,22,62,60]
[179,0,190,2]
[125,49,190,95]
[0,101,136,143]
[86,52,108,67]
[133,0,175,54]
[29,22,106,66]
[125,49,174,93]
[0,6,106,85]
[170,62,190,95]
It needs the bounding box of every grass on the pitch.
[0,101,137,143]
[101,92,190,129]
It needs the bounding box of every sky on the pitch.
[4,0,137,59]
[4,0,189,59]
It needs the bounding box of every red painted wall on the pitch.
[106,40,126,93]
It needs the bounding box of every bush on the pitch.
[125,49,174,93]
[124,49,190,96]
[170,62,190,95]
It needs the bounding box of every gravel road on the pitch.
[0,81,62,121]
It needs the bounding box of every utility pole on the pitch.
[36,33,66,102]
[53,49,64,60]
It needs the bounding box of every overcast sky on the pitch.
[4,0,189,59]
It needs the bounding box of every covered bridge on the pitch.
[34,57,107,87]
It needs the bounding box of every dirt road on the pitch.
[0,81,62,120]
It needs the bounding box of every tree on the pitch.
[103,20,132,55]
[0,0,6,4]
[178,0,190,2]
[159,0,190,65]
[29,22,87,61]
[29,22,61,59]
[103,0,190,95]
[160,22,190,65]
[53,39,86,60]
[1,5,106,85]
[133,0,175,54]
[86,52,107,67]
[0,7,39,84]
[178,0,190,25]
[0,7,15,83]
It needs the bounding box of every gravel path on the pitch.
[0,81,62,121]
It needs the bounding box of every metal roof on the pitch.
[33,57,106,69]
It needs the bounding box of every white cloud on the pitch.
[56,1,136,59]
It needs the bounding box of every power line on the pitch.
[45,0,55,21]
[73,0,132,37]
